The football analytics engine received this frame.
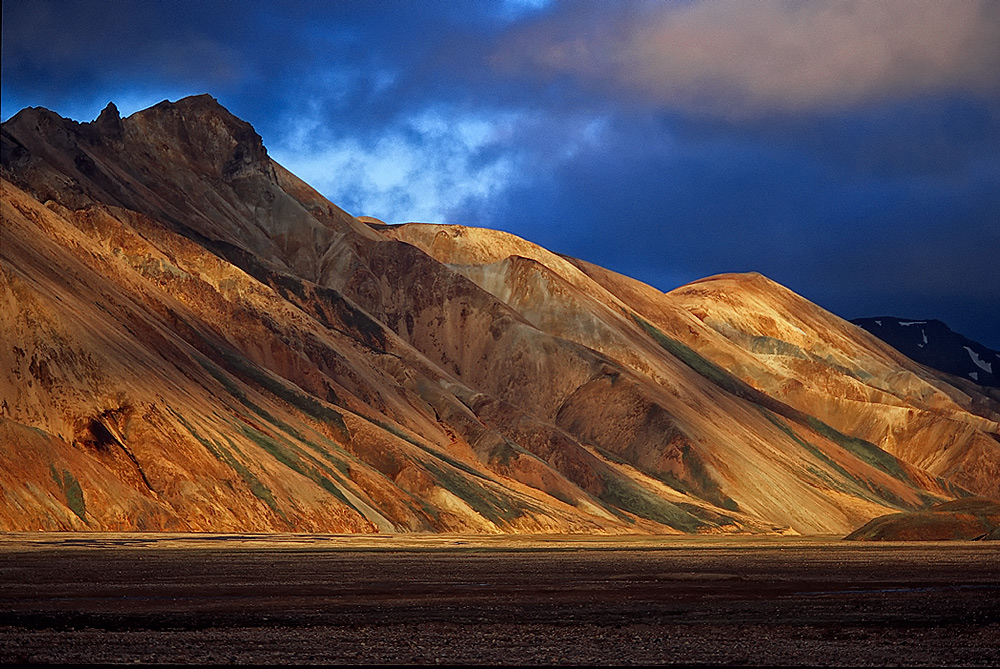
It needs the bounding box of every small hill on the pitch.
[845,498,1000,541]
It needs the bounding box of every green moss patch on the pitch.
[596,471,706,532]
[236,422,358,511]
[49,465,86,522]
[421,459,523,525]
[169,408,286,520]
[759,408,915,509]
[364,415,495,482]
[805,416,907,480]
[216,348,349,440]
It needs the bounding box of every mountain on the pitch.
[851,317,1000,388]
[3,95,999,534]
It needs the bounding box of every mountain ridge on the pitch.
[3,95,999,534]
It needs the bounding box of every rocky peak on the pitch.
[3,95,271,183]
[2,106,82,155]
[129,94,270,180]
[84,102,124,145]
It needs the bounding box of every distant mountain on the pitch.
[851,318,1000,388]
[3,95,1000,534]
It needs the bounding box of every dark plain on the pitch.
[1,535,998,665]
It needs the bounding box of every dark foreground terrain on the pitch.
[1,534,998,665]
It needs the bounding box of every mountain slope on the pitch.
[664,273,1000,498]
[2,95,997,534]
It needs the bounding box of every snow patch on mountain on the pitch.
[965,346,993,374]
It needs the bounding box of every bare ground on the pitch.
[1,534,998,665]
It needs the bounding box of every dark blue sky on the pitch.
[3,0,998,348]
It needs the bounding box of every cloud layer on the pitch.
[495,0,1000,115]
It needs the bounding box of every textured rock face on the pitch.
[3,96,999,534]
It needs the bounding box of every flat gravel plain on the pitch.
[1,534,998,665]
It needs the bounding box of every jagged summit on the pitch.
[97,101,120,119]
[149,93,227,113]
[2,94,269,186]
[130,94,270,176]
[3,95,377,284]
[3,97,999,534]
[90,101,124,143]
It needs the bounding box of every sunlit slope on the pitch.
[2,95,992,533]
[2,98,634,533]
[384,225,976,526]
[563,261,1000,500]
[667,273,1000,498]
[3,181,609,533]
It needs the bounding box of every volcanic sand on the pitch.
[1,533,998,665]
